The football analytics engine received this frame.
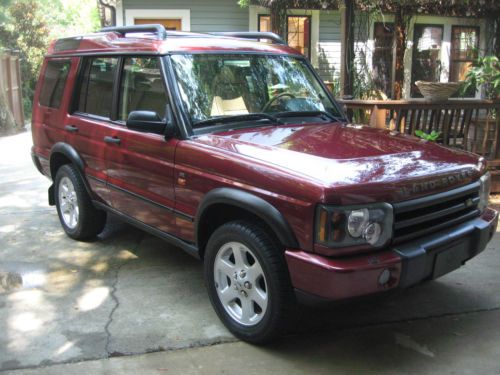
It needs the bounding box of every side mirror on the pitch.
[126,105,176,139]
[126,111,166,135]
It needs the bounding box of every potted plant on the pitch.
[461,55,500,100]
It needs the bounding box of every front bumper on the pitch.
[285,207,498,303]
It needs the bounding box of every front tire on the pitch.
[204,221,297,343]
[54,164,106,240]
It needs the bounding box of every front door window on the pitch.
[118,57,168,122]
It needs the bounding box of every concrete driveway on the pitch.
[1,131,500,374]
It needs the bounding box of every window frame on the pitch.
[39,59,72,109]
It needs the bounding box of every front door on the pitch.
[134,18,182,31]
[104,56,178,235]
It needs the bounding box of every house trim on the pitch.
[124,9,191,31]
[116,0,124,26]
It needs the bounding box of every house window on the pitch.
[450,26,479,96]
[134,18,182,31]
[258,15,311,59]
[258,15,271,33]
[287,16,311,58]
[411,24,444,97]
[372,22,394,97]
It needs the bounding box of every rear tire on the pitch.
[204,220,297,343]
[54,164,106,240]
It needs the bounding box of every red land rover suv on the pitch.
[31,25,498,343]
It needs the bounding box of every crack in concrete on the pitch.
[103,233,145,357]
[2,305,499,373]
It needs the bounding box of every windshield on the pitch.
[170,54,341,129]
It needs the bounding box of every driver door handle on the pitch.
[104,136,121,145]
[65,125,78,133]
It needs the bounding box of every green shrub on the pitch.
[462,55,500,99]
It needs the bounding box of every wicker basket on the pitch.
[415,81,462,101]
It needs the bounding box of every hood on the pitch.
[193,123,485,201]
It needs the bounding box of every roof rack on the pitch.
[209,32,286,45]
[100,24,167,40]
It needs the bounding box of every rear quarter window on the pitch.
[39,60,71,109]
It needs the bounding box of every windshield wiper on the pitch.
[274,110,345,123]
[193,113,282,128]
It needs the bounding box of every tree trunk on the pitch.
[392,7,407,100]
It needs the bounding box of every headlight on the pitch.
[478,172,491,212]
[315,203,393,249]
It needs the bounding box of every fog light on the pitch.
[364,222,381,245]
[378,268,391,285]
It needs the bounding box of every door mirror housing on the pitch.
[126,106,176,139]
[126,111,166,135]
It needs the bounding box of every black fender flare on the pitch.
[49,142,92,196]
[50,142,85,176]
[195,188,299,249]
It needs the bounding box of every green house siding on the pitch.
[318,11,342,82]
[122,0,249,32]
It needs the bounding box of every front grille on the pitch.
[392,181,481,244]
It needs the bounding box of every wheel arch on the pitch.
[49,143,92,201]
[195,188,299,258]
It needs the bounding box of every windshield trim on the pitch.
[170,53,346,136]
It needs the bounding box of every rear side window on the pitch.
[39,60,71,108]
[77,57,118,118]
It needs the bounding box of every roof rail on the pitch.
[100,24,167,40]
[209,32,286,45]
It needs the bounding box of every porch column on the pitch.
[340,0,354,97]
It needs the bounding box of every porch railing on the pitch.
[338,98,500,191]
[338,99,500,160]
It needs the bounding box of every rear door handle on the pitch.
[104,136,121,145]
[65,125,78,133]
